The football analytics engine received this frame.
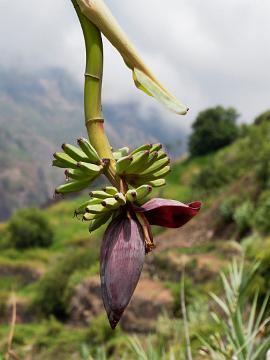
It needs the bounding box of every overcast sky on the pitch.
[0,0,269,129]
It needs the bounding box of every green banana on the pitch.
[102,186,118,196]
[150,143,162,152]
[55,179,91,194]
[88,198,105,205]
[65,169,91,181]
[77,138,100,164]
[124,150,150,174]
[156,150,167,160]
[116,155,133,174]
[86,203,111,214]
[101,198,120,209]
[135,185,152,200]
[140,166,171,180]
[83,212,96,221]
[77,162,102,176]
[90,190,113,199]
[113,147,129,160]
[89,212,112,232]
[140,157,170,176]
[143,151,159,168]
[52,159,68,169]
[152,165,171,178]
[126,189,137,202]
[131,143,152,155]
[114,192,126,206]
[112,151,121,160]
[125,151,158,176]
[118,146,129,155]
[86,204,106,214]
[147,179,166,187]
[131,178,166,188]
[75,198,103,215]
[62,143,89,162]
[53,152,77,169]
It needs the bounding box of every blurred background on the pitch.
[0,0,270,359]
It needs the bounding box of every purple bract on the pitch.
[100,198,201,328]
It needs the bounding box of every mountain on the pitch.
[0,67,187,220]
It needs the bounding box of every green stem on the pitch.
[72,0,120,187]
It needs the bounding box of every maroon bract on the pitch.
[100,214,145,329]
[136,198,201,228]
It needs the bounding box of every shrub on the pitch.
[188,106,239,157]
[254,191,270,234]
[192,162,232,193]
[233,200,254,235]
[8,208,54,249]
[219,196,239,223]
[254,109,270,126]
[34,248,99,319]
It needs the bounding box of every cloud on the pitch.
[1,0,269,129]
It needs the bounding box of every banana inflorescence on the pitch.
[114,143,170,187]
[53,138,105,194]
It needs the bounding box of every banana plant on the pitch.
[52,0,201,329]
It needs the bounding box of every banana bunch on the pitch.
[75,186,127,232]
[53,138,104,194]
[115,143,170,187]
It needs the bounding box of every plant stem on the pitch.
[72,0,120,187]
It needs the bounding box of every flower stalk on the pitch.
[72,0,119,187]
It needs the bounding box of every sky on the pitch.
[0,0,269,130]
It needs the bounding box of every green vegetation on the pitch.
[34,249,99,318]
[8,208,54,249]
[254,190,270,234]
[188,106,239,157]
[254,109,270,125]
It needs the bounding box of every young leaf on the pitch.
[133,68,188,115]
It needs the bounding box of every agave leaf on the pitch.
[133,68,188,115]
[100,214,145,329]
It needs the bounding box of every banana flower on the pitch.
[101,199,201,328]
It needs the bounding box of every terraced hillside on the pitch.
[0,120,270,359]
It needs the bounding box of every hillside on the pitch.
[0,67,187,220]
[0,120,269,359]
